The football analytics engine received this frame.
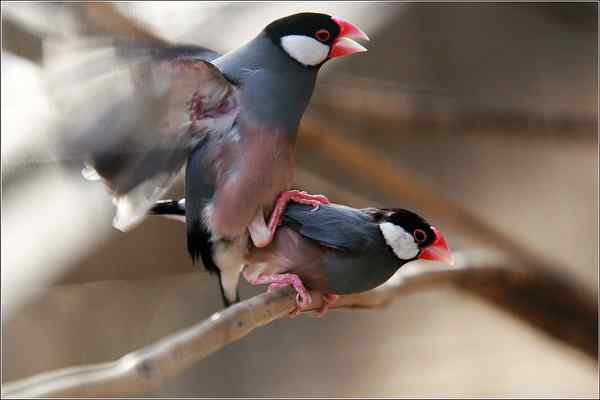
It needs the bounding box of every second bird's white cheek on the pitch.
[280,35,330,66]
[379,222,420,261]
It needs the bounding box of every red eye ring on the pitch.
[413,229,427,244]
[315,29,331,42]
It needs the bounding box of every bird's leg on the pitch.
[263,189,330,242]
[266,283,289,292]
[313,294,340,318]
[247,273,313,314]
[250,190,329,248]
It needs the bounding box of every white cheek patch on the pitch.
[280,35,330,66]
[379,222,419,260]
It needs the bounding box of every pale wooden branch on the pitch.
[0,251,499,397]
[2,250,596,398]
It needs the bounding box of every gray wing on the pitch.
[139,42,222,63]
[50,39,237,231]
[282,203,380,253]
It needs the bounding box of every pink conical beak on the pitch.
[330,16,369,59]
[418,227,454,266]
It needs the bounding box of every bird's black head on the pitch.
[264,12,369,67]
[377,208,453,265]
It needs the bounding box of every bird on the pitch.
[54,13,370,307]
[150,199,453,316]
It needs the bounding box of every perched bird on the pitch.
[151,199,453,315]
[54,13,369,306]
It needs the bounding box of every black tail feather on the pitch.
[150,199,185,216]
[151,198,238,308]
[185,139,221,275]
[186,220,219,273]
[163,138,239,308]
[187,213,237,308]
[216,270,240,307]
[151,196,241,308]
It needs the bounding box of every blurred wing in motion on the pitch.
[47,38,238,231]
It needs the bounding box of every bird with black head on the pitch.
[151,200,453,316]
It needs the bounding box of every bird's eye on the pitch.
[315,29,331,42]
[413,229,427,244]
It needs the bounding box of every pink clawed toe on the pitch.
[250,273,312,315]
[265,190,330,242]
[245,271,339,318]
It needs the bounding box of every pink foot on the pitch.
[266,283,288,293]
[252,190,329,249]
[267,189,329,238]
[252,273,312,312]
[313,294,339,318]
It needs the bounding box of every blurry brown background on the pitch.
[1,2,598,397]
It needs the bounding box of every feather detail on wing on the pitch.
[282,203,379,253]
[47,38,239,231]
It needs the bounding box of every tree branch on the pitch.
[2,250,596,398]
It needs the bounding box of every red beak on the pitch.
[418,227,454,266]
[330,16,369,59]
